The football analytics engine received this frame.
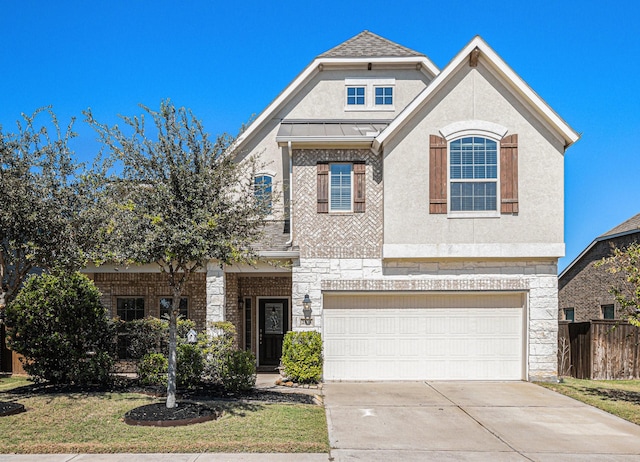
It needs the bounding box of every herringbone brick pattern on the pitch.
[293,149,383,258]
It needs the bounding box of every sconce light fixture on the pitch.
[302,294,312,325]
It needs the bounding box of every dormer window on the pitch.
[345,78,395,110]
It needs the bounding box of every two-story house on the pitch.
[89,31,579,381]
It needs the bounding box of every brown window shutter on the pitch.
[429,135,447,214]
[317,162,329,213]
[500,134,519,214]
[353,162,366,213]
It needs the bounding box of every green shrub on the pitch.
[137,353,168,387]
[5,272,116,385]
[221,350,257,393]
[281,331,323,384]
[201,321,236,383]
[177,342,204,388]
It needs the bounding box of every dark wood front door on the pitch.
[259,298,289,366]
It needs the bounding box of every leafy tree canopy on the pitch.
[597,242,640,327]
[85,100,268,407]
[0,107,104,305]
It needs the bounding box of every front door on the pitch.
[259,298,289,366]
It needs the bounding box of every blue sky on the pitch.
[2,0,639,272]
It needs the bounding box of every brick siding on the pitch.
[91,272,207,330]
[559,233,639,322]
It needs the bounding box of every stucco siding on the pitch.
[383,64,565,257]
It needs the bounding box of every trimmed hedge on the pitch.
[281,331,322,384]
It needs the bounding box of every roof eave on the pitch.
[376,36,580,151]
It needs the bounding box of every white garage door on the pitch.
[323,293,525,381]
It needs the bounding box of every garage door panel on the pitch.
[323,295,524,381]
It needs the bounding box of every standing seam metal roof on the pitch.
[318,30,425,58]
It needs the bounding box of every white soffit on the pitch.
[374,36,580,153]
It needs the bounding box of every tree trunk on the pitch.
[165,292,181,409]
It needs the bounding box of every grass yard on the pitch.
[539,377,640,425]
[0,376,329,454]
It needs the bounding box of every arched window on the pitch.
[449,136,498,212]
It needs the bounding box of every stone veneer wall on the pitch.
[292,149,383,259]
[559,233,639,322]
[91,272,207,330]
[292,257,560,381]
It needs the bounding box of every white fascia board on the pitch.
[383,243,566,259]
[321,57,439,77]
[233,58,322,154]
[375,36,580,152]
[275,136,375,144]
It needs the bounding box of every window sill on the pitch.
[447,211,500,219]
[344,107,395,112]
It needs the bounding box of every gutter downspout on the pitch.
[285,140,294,247]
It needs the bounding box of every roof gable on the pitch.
[559,212,640,279]
[318,31,425,58]
[373,36,580,153]
[233,31,438,154]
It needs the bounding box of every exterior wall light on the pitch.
[302,294,313,325]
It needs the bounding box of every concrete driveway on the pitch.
[323,381,640,461]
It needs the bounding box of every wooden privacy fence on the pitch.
[558,320,640,379]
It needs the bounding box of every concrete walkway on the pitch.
[323,381,640,461]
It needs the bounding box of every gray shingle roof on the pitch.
[318,30,424,58]
[600,213,640,238]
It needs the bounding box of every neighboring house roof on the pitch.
[276,120,390,144]
[318,30,424,58]
[559,212,640,279]
[373,36,580,153]
[233,31,438,154]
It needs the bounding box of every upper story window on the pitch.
[330,163,353,212]
[449,137,498,212]
[345,78,395,111]
[254,174,273,211]
[375,86,393,106]
[346,86,365,106]
[429,122,517,216]
[317,162,366,214]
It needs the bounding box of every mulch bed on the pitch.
[124,401,220,427]
[0,401,25,417]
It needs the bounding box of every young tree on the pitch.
[597,242,640,327]
[0,107,102,306]
[85,101,268,408]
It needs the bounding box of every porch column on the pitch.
[206,262,225,328]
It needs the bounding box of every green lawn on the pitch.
[539,377,640,425]
[0,376,329,454]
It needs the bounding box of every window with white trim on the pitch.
[254,174,273,212]
[374,86,393,106]
[449,136,498,212]
[346,86,365,106]
[345,78,395,110]
[329,163,352,212]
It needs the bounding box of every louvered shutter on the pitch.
[429,135,447,214]
[353,162,366,213]
[317,162,329,213]
[500,134,518,214]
